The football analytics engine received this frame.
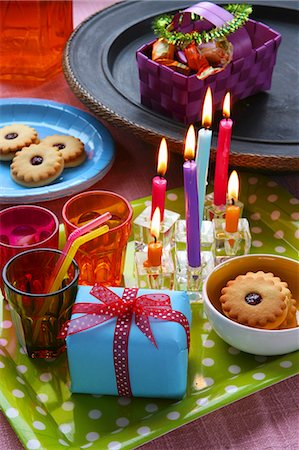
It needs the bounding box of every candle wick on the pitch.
[231,198,235,205]
[154,235,157,243]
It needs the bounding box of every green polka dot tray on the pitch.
[0,172,298,450]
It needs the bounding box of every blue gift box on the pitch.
[66,286,191,399]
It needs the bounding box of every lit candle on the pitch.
[195,87,213,226]
[214,92,233,207]
[151,138,168,221]
[144,207,162,267]
[184,125,201,268]
[225,170,240,233]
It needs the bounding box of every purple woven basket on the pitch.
[136,2,281,125]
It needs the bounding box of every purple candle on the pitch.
[183,125,201,268]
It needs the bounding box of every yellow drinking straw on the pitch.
[49,224,109,293]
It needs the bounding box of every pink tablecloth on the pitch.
[0,1,298,449]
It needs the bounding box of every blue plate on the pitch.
[0,98,115,203]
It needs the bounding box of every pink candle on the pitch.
[151,138,168,221]
[213,93,233,207]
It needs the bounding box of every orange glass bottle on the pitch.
[0,0,73,81]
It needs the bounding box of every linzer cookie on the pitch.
[10,144,64,187]
[0,124,39,161]
[41,134,86,168]
[220,273,289,329]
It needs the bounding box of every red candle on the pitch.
[214,93,233,207]
[151,138,168,221]
[144,207,162,267]
[225,170,240,233]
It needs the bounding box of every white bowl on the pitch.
[203,254,299,356]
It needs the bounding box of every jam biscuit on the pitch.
[41,134,86,168]
[220,274,289,329]
[0,124,39,161]
[10,144,64,187]
[278,298,297,329]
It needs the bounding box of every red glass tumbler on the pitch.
[0,205,59,296]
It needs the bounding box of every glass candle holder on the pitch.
[174,250,215,302]
[133,206,180,251]
[134,248,175,290]
[3,248,79,359]
[204,192,244,221]
[174,219,214,253]
[213,218,252,265]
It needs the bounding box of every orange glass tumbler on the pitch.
[62,191,133,286]
[0,0,73,81]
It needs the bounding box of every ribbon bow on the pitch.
[60,284,190,397]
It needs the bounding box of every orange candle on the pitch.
[225,171,240,233]
[144,207,162,267]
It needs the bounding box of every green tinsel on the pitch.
[153,4,252,47]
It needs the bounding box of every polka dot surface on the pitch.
[145,403,158,413]
[86,432,99,442]
[59,423,72,434]
[116,417,129,427]
[167,193,178,201]
[225,385,239,394]
[252,373,266,381]
[108,441,122,450]
[137,426,151,436]
[33,421,46,430]
[0,182,298,450]
[36,393,48,403]
[248,194,257,204]
[88,409,102,420]
[228,365,241,374]
[202,358,214,367]
[62,401,74,411]
[270,210,280,220]
[6,407,19,418]
[39,372,52,382]
[280,361,292,368]
[167,411,180,420]
[12,389,25,398]
[26,439,41,449]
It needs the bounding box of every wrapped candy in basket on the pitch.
[136,2,281,124]
[62,285,191,399]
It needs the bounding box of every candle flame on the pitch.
[150,207,161,240]
[202,87,212,128]
[223,92,231,118]
[228,170,239,201]
[184,125,196,160]
[157,138,168,176]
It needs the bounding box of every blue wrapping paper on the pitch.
[66,286,191,399]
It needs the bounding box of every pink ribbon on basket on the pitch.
[59,284,190,397]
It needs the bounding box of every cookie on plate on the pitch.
[220,272,289,329]
[42,134,86,168]
[0,123,39,161]
[10,143,64,188]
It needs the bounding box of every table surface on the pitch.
[0,2,298,449]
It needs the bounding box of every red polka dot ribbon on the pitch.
[59,284,190,397]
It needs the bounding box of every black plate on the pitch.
[63,0,299,171]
